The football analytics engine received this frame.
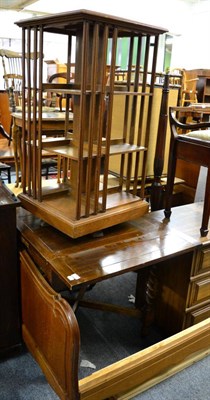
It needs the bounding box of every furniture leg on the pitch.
[136,267,159,337]
[150,73,169,211]
[200,168,210,236]
[141,266,159,337]
[164,140,177,218]
[12,122,22,187]
[17,126,22,186]
[57,155,61,183]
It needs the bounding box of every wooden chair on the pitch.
[45,71,74,183]
[0,48,40,130]
[0,48,35,154]
[164,106,210,237]
[0,49,22,102]
[181,69,198,106]
[0,50,63,186]
[46,72,74,112]
[0,49,22,144]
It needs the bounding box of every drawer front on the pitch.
[184,304,210,328]
[189,277,210,307]
[195,247,210,275]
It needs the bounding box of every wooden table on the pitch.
[177,103,210,121]
[11,111,73,186]
[17,202,210,400]
[17,201,210,335]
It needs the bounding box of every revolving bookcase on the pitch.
[16,10,166,238]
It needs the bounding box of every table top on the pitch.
[12,111,73,121]
[17,202,209,290]
[173,104,210,113]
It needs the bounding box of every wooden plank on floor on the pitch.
[79,318,210,400]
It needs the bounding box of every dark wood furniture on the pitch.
[164,106,210,237]
[150,73,170,211]
[172,104,210,203]
[17,202,210,399]
[197,75,210,104]
[0,138,15,163]
[16,10,166,238]
[0,161,11,182]
[0,181,21,357]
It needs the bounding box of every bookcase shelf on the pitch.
[16,9,166,237]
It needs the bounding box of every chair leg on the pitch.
[8,168,11,183]
[200,168,210,237]
[164,145,177,219]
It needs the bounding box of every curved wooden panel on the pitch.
[20,250,80,400]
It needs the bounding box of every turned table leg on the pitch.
[12,121,22,187]
[135,266,159,336]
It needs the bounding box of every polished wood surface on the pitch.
[17,203,202,292]
[17,202,210,336]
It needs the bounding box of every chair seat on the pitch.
[185,129,210,141]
